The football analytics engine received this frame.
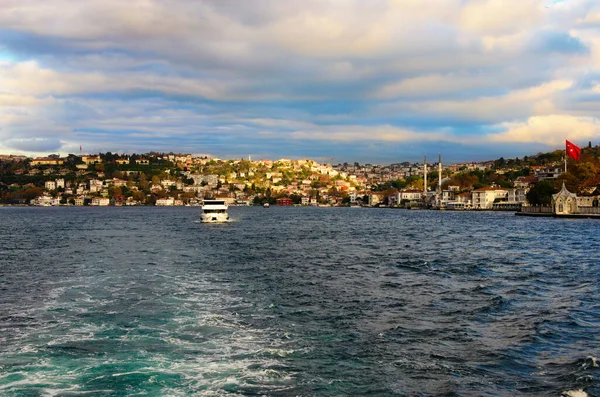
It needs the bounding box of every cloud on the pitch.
[5,137,63,152]
[488,114,600,145]
[0,0,600,162]
[529,30,589,54]
[459,0,544,36]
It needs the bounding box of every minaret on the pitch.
[423,154,427,197]
[438,153,442,195]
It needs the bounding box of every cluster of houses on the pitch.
[376,166,582,210]
[5,151,595,210]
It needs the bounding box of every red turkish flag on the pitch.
[566,140,581,161]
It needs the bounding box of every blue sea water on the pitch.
[0,206,599,396]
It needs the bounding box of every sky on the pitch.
[1,0,600,163]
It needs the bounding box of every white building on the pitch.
[552,183,578,214]
[89,179,103,189]
[90,197,110,206]
[45,181,56,190]
[55,179,65,189]
[446,193,472,210]
[31,195,54,206]
[156,197,175,206]
[472,187,508,209]
[507,188,529,204]
[396,189,422,203]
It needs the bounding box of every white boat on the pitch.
[263,203,270,208]
[200,199,230,223]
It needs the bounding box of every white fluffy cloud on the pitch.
[489,114,600,145]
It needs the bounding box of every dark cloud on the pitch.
[5,138,63,152]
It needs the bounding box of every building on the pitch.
[514,176,538,188]
[472,187,508,210]
[81,155,102,165]
[507,188,529,204]
[396,189,422,203]
[534,166,563,181]
[110,178,127,187]
[156,197,175,206]
[161,180,176,188]
[552,183,578,214]
[91,197,110,206]
[276,198,292,206]
[135,158,150,165]
[31,195,54,206]
[45,181,56,191]
[191,174,219,186]
[31,157,64,166]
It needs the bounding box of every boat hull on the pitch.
[200,212,230,223]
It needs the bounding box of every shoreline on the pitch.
[515,212,600,219]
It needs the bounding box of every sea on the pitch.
[0,206,599,397]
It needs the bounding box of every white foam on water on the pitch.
[0,370,69,392]
[17,345,40,354]
[41,388,114,396]
[561,390,588,397]
[581,356,598,370]
[1,269,299,396]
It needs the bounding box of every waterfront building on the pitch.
[552,183,578,214]
[276,198,292,206]
[507,188,529,204]
[156,197,175,206]
[31,195,54,206]
[472,187,508,210]
[446,192,472,210]
[90,197,110,206]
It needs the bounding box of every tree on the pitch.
[111,186,123,198]
[526,180,555,205]
[555,173,579,194]
[494,157,506,169]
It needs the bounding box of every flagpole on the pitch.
[565,151,567,173]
